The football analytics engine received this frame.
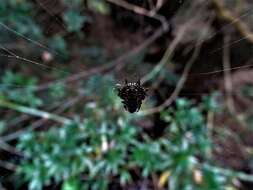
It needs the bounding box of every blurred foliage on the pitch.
[0,0,108,58]
[49,82,66,100]
[63,10,86,33]
[62,0,86,33]
[1,0,253,190]
[0,121,7,135]
[87,0,110,15]
[241,84,253,100]
[14,75,230,190]
[0,0,43,40]
[49,35,68,58]
[0,71,42,107]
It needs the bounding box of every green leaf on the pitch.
[49,82,66,99]
[0,121,6,135]
[88,0,110,14]
[62,178,81,190]
[120,170,132,185]
[0,71,42,107]
[49,35,68,57]
[63,10,86,32]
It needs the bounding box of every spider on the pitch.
[116,79,148,113]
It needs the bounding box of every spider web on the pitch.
[2,0,253,186]
[0,0,252,95]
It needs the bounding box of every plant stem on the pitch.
[0,99,72,124]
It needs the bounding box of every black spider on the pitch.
[116,79,148,113]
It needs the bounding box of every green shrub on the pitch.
[0,0,43,40]
[0,71,42,107]
[15,75,230,190]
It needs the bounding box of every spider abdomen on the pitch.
[122,98,140,113]
[116,80,147,113]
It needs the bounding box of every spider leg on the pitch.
[115,83,122,90]
[115,84,123,95]
[136,100,142,112]
[138,90,146,100]
[137,78,141,86]
[123,104,128,110]
[121,100,127,109]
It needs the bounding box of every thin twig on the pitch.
[142,41,202,115]
[0,141,24,156]
[202,162,253,183]
[141,17,212,115]
[36,24,169,91]
[212,0,253,43]
[35,0,67,31]
[154,0,164,12]
[222,33,248,127]
[0,160,16,171]
[0,183,7,190]
[1,95,84,142]
[223,33,235,113]
[7,101,62,130]
[106,0,168,31]
[0,99,71,125]
[141,22,191,84]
